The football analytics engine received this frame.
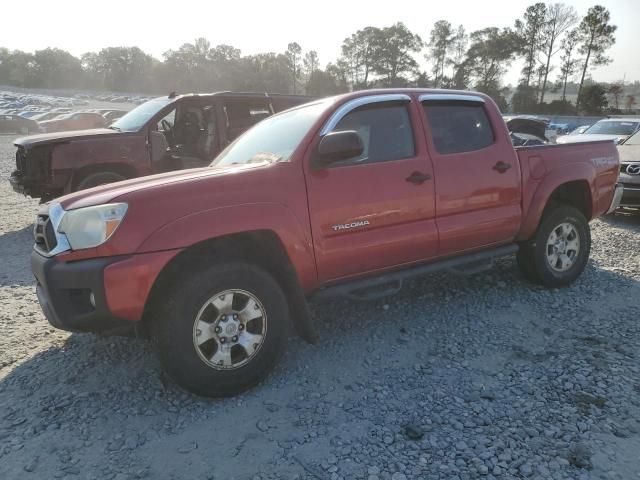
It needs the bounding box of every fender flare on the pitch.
[517,162,596,241]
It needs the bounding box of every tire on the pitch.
[151,262,289,397]
[75,171,127,191]
[517,205,591,288]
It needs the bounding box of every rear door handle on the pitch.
[493,161,511,173]
[406,171,431,184]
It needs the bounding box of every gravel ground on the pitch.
[1,132,639,480]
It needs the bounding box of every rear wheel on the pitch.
[75,171,127,191]
[517,205,591,288]
[152,262,289,397]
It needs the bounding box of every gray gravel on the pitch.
[1,133,639,480]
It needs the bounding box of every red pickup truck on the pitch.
[30,89,622,397]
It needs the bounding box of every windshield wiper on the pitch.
[107,125,121,131]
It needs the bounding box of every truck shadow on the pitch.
[601,210,640,229]
[0,224,36,287]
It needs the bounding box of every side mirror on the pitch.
[314,130,364,167]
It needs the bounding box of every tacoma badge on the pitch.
[331,220,370,231]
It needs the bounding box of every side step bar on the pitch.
[311,244,519,301]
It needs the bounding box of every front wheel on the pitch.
[517,205,591,288]
[75,171,127,191]
[152,262,289,397]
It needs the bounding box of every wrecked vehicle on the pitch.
[10,92,311,201]
[31,89,622,397]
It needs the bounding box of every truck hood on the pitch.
[556,133,627,144]
[14,128,123,149]
[58,161,270,211]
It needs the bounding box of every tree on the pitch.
[511,84,538,113]
[285,42,302,94]
[445,26,469,88]
[579,84,608,114]
[303,50,319,77]
[466,27,522,93]
[340,27,381,88]
[306,69,348,95]
[427,20,454,87]
[515,3,547,87]
[538,3,578,104]
[558,29,579,101]
[372,22,423,87]
[625,95,637,112]
[608,83,623,110]
[575,5,617,112]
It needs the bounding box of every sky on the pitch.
[1,0,638,87]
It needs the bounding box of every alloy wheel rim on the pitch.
[192,289,267,370]
[546,222,580,272]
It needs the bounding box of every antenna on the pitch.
[168,91,177,99]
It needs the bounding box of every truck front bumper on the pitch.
[10,170,54,199]
[619,185,640,208]
[606,183,624,214]
[31,249,178,333]
[32,250,132,333]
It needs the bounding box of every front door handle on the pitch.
[406,171,432,184]
[493,161,511,173]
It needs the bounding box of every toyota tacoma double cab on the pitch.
[10,92,311,201]
[30,89,622,397]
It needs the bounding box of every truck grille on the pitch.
[34,214,58,254]
[15,147,27,174]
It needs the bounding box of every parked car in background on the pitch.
[11,92,313,201]
[568,125,590,136]
[617,129,640,210]
[102,110,128,123]
[0,114,40,134]
[39,112,107,133]
[505,117,550,146]
[29,89,621,397]
[31,112,68,122]
[557,118,640,144]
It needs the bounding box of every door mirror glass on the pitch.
[315,130,364,167]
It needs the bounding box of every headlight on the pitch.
[58,203,128,250]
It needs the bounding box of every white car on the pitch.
[557,118,640,144]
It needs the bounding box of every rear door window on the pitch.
[423,102,494,155]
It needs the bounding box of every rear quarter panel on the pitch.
[517,140,619,240]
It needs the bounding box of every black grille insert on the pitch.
[34,215,57,253]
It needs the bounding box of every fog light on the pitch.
[89,292,96,308]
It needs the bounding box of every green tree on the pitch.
[608,83,623,110]
[285,42,302,94]
[575,5,616,112]
[579,83,608,114]
[625,95,637,112]
[558,29,579,101]
[538,3,578,104]
[446,26,468,88]
[466,27,522,93]
[511,84,538,113]
[303,50,319,77]
[427,20,455,87]
[515,3,547,87]
[340,27,380,88]
[372,22,423,87]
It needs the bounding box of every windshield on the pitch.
[111,97,173,132]
[623,129,640,145]
[212,101,329,167]
[585,120,640,136]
